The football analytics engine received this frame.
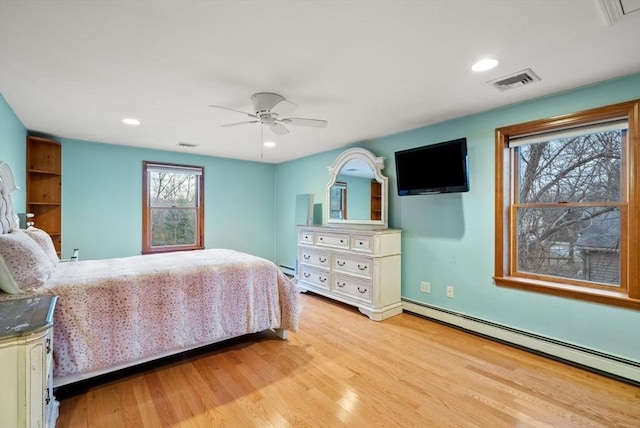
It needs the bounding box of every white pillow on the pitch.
[24,226,59,267]
[0,229,54,292]
[0,254,21,294]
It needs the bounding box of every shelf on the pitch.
[27,136,62,254]
[370,180,382,220]
[28,202,61,206]
[28,169,62,176]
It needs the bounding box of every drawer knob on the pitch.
[359,241,364,245]
[46,338,52,354]
[319,257,327,263]
[319,277,327,283]
[340,239,344,243]
[337,281,345,288]
[357,287,367,294]
[304,272,311,278]
[303,254,310,260]
[358,264,368,271]
[336,260,345,266]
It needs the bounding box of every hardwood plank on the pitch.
[56,293,640,428]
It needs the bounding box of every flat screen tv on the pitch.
[394,137,469,195]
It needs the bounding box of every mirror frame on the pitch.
[326,148,388,228]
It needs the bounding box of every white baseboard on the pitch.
[402,298,640,384]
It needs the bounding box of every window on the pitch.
[330,182,347,219]
[142,162,204,254]
[494,100,639,309]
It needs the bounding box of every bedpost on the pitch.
[274,328,288,340]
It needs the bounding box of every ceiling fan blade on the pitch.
[221,120,260,127]
[281,117,328,128]
[270,123,289,136]
[271,98,297,116]
[209,105,257,119]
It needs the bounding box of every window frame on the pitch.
[494,100,639,310]
[142,161,205,254]
[329,181,348,220]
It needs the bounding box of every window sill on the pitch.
[494,276,640,310]
[142,245,204,255]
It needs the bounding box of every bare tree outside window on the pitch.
[142,162,204,254]
[150,171,198,247]
[494,100,639,310]
[329,182,347,219]
[516,130,622,286]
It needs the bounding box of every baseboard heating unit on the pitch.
[402,298,640,385]
[279,265,296,277]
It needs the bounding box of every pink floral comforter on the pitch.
[38,249,300,381]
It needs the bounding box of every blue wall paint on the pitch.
[3,75,640,363]
[337,174,371,220]
[0,93,27,211]
[62,139,276,261]
[275,148,345,271]
[274,73,640,362]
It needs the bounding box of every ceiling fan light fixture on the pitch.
[472,58,499,72]
[210,93,327,155]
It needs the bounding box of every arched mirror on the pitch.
[326,148,388,228]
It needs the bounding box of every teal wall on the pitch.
[1,93,277,262]
[274,73,640,362]
[62,139,276,260]
[337,174,371,220]
[0,93,27,211]
[3,75,640,363]
[275,148,344,271]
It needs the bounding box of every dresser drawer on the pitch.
[315,231,350,249]
[299,266,331,290]
[351,234,373,253]
[299,248,330,269]
[299,230,314,244]
[333,275,372,302]
[333,254,373,279]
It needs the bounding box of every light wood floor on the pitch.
[56,292,640,428]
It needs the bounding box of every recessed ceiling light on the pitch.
[122,118,140,125]
[263,141,276,148]
[472,58,499,72]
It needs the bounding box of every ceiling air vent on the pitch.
[488,68,541,91]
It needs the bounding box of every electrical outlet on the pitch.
[420,281,431,293]
[446,285,454,298]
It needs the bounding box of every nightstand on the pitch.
[0,294,58,427]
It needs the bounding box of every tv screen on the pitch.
[394,138,469,195]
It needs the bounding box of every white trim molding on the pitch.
[600,0,640,25]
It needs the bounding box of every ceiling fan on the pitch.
[209,92,328,136]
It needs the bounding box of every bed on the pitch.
[0,161,300,387]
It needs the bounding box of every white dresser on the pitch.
[297,225,402,320]
[0,295,59,428]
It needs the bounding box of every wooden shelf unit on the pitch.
[26,136,62,255]
[370,180,382,221]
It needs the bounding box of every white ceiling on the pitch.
[1,1,639,164]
